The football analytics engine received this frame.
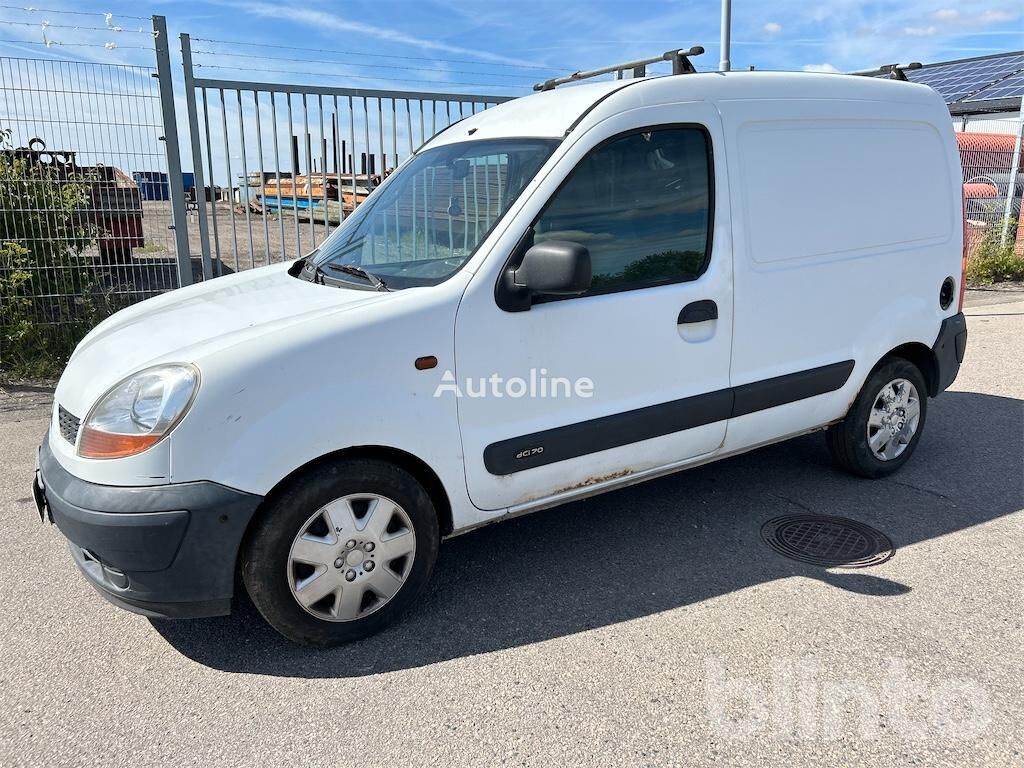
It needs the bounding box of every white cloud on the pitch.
[979,10,1016,23]
[235,2,541,68]
[786,2,1021,74]
[928,7,1018,26]
[763,21,783,34]
[802,63,841,73]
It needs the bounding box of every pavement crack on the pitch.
[881,477,952,501]
[768,492,818,514]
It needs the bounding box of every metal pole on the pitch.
[319,95,328,235]
[253,91,272,265]
[200,89,223,276]
[333,96,344,222]
[719,0,732,72]
[237,89,256,263]
[219,89,239,272]
[269,92,286,259]
[1001,96,1023,246]
[153,15,193,286]
[180,33,213,281]
[303,94,314,247]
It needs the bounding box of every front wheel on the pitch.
[241,459,439,646]
[826,358,928,479]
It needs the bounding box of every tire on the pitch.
[826,358,928,479]
[241,459,439,646]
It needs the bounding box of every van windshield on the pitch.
[308,138,559,289]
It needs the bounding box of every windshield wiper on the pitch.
[324,262,390,291]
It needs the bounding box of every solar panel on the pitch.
[904,53,1024,104]
[965,69,1024,102]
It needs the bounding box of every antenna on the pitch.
[534,46,705,91]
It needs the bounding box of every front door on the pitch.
[454,103,733,511]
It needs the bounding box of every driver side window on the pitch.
[534,125,712,295]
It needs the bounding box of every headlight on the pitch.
[79,364,199,459]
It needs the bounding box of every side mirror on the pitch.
[516,240,591,293]
[495,238,592,312]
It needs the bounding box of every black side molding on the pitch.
[733,360,854,417]
[484,360,855,475]
[484,389,734,475]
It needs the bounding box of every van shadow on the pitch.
[151,390,1023,677]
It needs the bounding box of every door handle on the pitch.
[677,300,718,324]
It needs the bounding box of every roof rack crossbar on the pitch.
[880,62,923,81]
[852,62,923,81]
[534,46,704,91]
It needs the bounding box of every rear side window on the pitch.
[534,126,712,295]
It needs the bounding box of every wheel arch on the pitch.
[235,445,454,593]
[875,342,940,397]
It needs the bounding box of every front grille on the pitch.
[58,405,81,445]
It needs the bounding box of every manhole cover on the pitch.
[761,514,894,568]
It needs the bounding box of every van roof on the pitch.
[425,71,942,148]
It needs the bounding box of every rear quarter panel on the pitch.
[716,92,963,450]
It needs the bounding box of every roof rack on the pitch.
[853,62,923,81]
[533,46,705,92]
[880,62,922,81]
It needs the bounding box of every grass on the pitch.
[966,219,1024,286]
[134,243,168,255]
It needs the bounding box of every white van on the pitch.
[33,71,968,646]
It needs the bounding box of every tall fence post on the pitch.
[180,33,214,280]
[1001,95,1023,247]
[152,15,193,286]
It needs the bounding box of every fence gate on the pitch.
[179,33,515,278]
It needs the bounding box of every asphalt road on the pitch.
[1,290,1022,767]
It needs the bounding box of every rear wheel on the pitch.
[826,358,928,478]
[241,459,439,646]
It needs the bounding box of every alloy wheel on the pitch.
[866,377,921,461]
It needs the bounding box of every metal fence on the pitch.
[0,14,512,371]
[0,21,185,369]
[957,115,1024,257]
[180,34,514,278]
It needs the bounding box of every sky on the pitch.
[0,0,1020,88]
[0,0,1020,180]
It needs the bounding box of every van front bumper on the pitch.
[35,434,262,619]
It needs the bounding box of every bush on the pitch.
[966,218,1024,286]
[0,127,109,378]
